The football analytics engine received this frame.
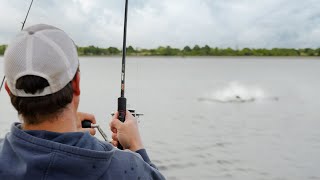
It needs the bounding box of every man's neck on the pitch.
[22,105,78,133]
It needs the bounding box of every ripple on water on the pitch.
[157,165,168,171]
[309,176,320,179]
[153,140,168,146]
[217,159,233,165]
[166,176,179,180]
[157,161,197,172]
[235,167,257,173]
[187,141,232,152]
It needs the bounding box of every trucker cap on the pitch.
[4,24,79,97]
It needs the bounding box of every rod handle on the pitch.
[117,97,127,149]
[118,97,127,122]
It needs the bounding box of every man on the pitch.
[0,24,165,180]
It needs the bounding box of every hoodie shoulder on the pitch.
[104,150,166,180]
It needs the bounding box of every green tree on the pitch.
[182,46,191,56]
[126,46,136,55]
[316,48,320,56]
[200,45,211,55]
[191,45,201,55]
[210,47,221,56]
[193,45,200,51]
[0,45,6,55]
[222,47,235,56]
[183,46,192,52]
[240,48,253,56]
[304,48,315,56]
[108,47,120,55]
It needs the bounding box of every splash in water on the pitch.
[199,82,278,103]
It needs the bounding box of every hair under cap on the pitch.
[4,24,79,97]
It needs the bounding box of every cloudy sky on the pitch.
[0,0,319,49]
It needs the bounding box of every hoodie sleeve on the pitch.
[135,149,158,169]
[135,149,166,180]
[109,149,166,180]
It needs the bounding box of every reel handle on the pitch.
[81,120,92,128]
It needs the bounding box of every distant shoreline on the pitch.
[0,55,319,59]
[1,44,320,57]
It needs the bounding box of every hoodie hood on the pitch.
[0,123,115,180]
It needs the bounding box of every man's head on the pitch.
[4,24,80,124]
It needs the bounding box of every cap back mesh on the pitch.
[4,24,79,97]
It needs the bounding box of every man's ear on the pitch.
[4,82,11,95]
[72,72,80,96]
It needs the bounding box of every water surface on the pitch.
[1,57,320,180]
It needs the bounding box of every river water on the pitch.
[0,57,320,180]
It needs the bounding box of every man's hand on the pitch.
[77,112,96,136]
[109,111,143,151]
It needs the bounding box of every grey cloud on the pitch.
[0,0,319,48]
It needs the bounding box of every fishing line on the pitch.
[0,0,34,92]
[135,57,142,123]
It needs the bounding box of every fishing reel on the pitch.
[111,108,144,118]
[81,108,143,142]
[81,120,109,142]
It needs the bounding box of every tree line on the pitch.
[1,44,320,56]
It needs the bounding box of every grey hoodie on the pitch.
[0,123,165,180]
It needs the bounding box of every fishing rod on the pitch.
[117,0,129,150]
[21,0,34,31]
[118,0,129,123]
[117,0,143,148]
[0,0,34,92]
[82,0,142,148]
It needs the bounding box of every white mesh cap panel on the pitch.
[4,32,28,95]
[3,24,79,97]
[42,30,79,72]
[31,34,68,93]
